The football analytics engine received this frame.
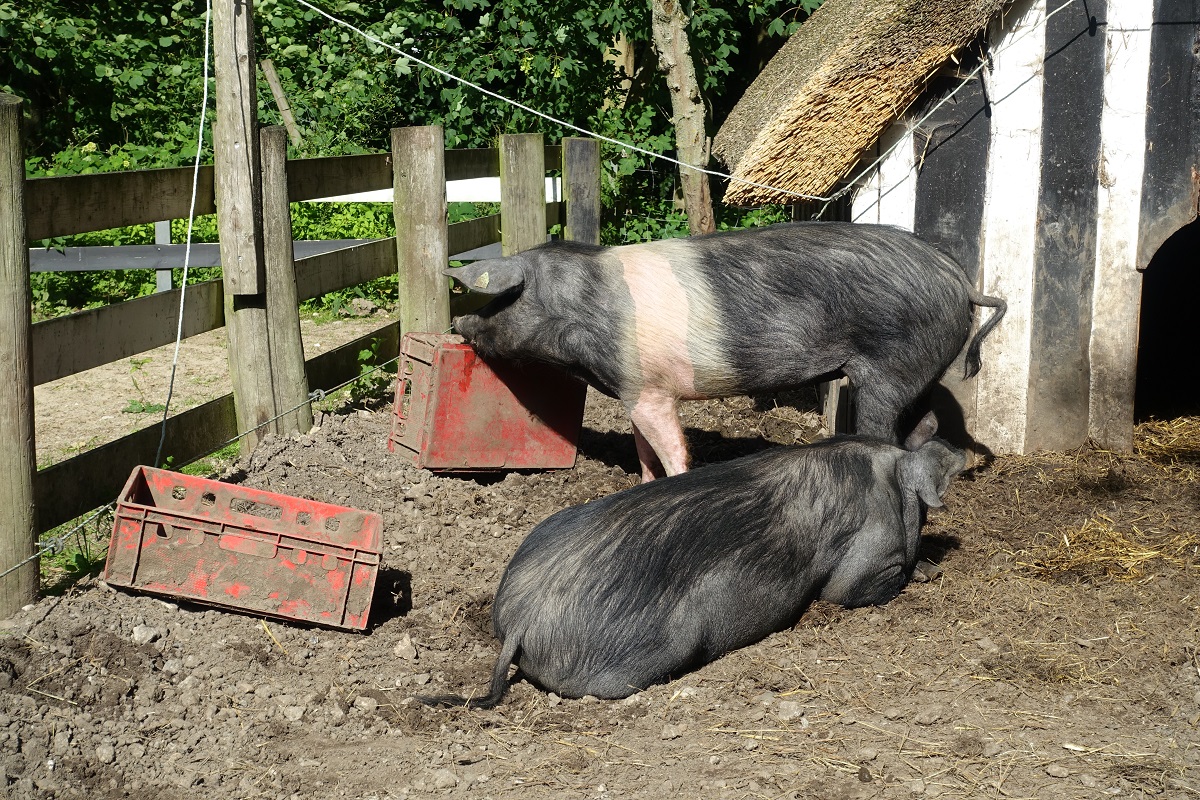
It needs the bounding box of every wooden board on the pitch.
[31,280,224,386]
[25,167,217,241]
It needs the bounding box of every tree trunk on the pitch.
[651,0,715,236]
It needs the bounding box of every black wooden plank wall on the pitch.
[1025,0,1107,451]
[1137,0,1200,269]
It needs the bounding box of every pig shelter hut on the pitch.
[712,0,1200,455]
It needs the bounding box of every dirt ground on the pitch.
[1,377,1198,799]
[32,313,389,467]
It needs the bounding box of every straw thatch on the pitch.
[712,0,1007,206]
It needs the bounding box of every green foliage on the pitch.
[12,0,826,312]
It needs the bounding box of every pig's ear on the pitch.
[443,257,526,295]
[902,411,939,451]
[900,442,966,508]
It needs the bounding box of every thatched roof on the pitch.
[712,0,1006,206]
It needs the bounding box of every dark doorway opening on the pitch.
[1135,217,1200,420]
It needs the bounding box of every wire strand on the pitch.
[154,0,213,470]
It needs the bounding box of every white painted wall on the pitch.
[850,122,917,230]
[973,0,1046,454]
[1087,2,1153,449]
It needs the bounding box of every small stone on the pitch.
[776,700,804,721]
[282,706,305,722]
[858,765,872,783]
[161,659,182,675]
[743,740,760,751]
[546,693,562,707]
[911,560,943,582]
[1045,763,1071,778]
[858,747,879,762]
[913,705,945,726]
[975,637,1000,654]
[353,696,379,713]
[982,741,1002,758]
[882,706,906,720]
[660,724,686,740]
[1080,773,1101,788]
[393,633,418,661]
[709,755,721,766]
[412,673,430,686]
[131,625,163,645]
[432,769,459,789]
[95,743,115,764]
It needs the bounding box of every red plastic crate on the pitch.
[104,467,383,630]
[389,332,587,471]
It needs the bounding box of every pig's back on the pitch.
[491,440,892,696]
[614,223,972,397]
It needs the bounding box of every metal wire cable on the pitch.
[154,0,213,470]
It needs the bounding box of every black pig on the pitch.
[445,221,1004,481]
[418,415,965,708]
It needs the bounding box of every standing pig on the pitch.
[445,221,1004,481]
[418,414,965,708]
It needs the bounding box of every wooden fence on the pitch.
[0,90,602,614]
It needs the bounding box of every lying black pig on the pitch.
[445,221,1004,481]
[418,414,965,708]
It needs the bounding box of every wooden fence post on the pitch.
[260,125,312,436]
[392,126,450,337]
[0,94,38,615]
[214,0,276,450]
[500,133,546,255]
[563,138,601,245]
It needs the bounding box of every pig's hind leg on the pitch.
[625,392,690,480]
[632,424,668,482]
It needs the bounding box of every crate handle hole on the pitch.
[171,486,187,500]
[296,512,312,526]
[201,492,217,507]
[324,518,341,533]
[230,498,283,520]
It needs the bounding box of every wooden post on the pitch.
[0,94,38,615]
[392,126,450,337]
[500,133,546,255]
[260,125,312,435]
[563,137,601,245]
[213,0,276,450]
[260,59,303,148]
[213,0,264,296]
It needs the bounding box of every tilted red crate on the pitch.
[104,467,382,630]
[389,332,588,471]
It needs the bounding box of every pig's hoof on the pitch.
[911,560,943,583]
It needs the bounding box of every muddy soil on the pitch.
[1,384,1198,800]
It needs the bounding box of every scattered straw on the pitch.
[1019,514,1200,584]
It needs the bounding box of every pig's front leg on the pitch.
[625,393,690,480]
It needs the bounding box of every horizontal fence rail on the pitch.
[26,146,563,241]
[27,203,562,388]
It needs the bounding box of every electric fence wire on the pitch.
[153,0,213,471]
[290,0,1080,212]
